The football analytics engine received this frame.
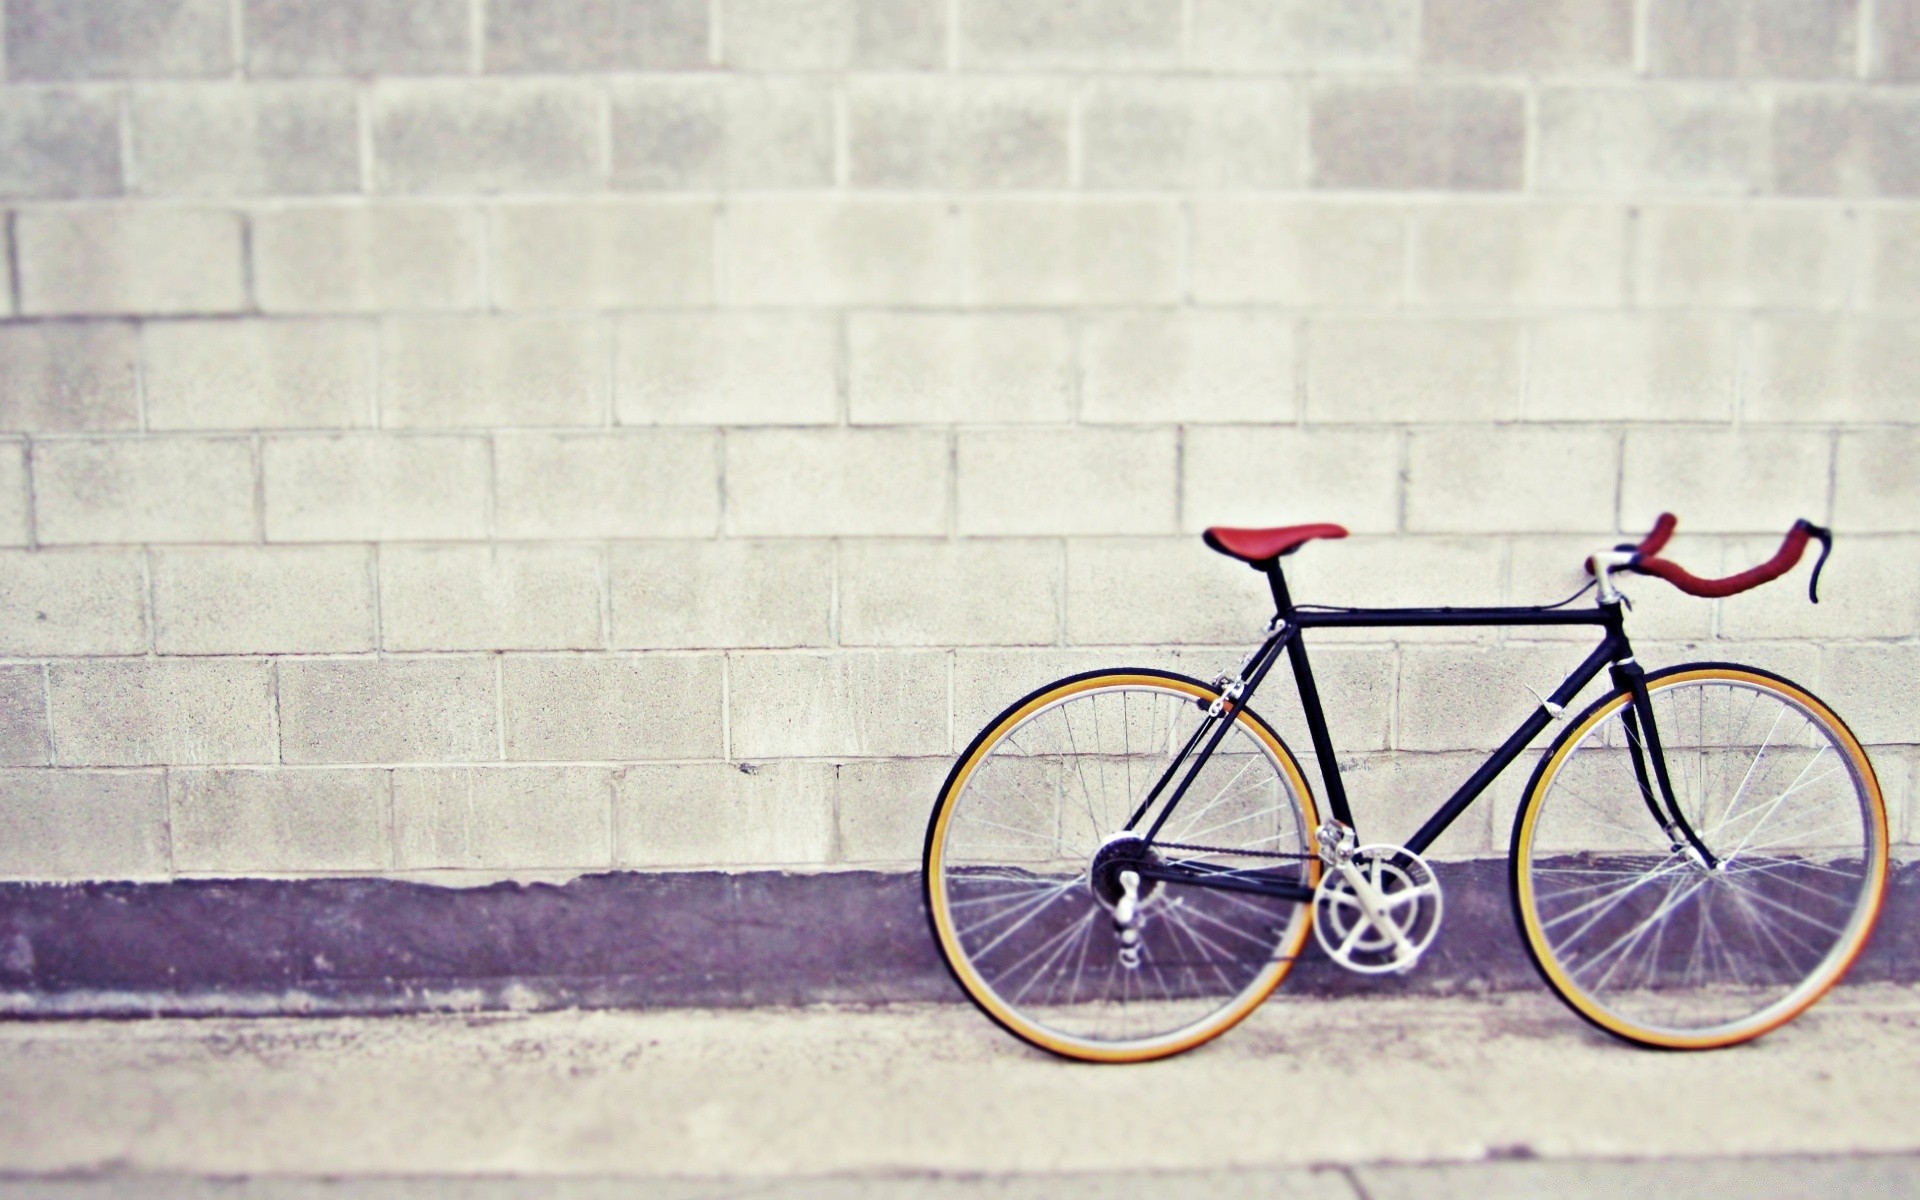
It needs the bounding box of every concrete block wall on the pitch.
[0,0,1916,886]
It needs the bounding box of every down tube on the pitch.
[1403,635,1627,856]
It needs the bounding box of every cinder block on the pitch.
[1405,428,1618,533]
[1895,748,1920,844]
[1636,205,1848,308]
[1538,87,1766,193]
[263,434,490,541]
[1525,315,1739,422]
[34,436,256,545]
[1182,426,1400,535]
[380,544,603,652]
[1719,532,1920,639]
[617,313,837,426]
[244,0,470,75]
[1835,430,1920,533]
[610,540,832,649]
[848,314,1071,425]
[958,200,1181,306]
[721,198,960,306]
[1863,210,1920,308]
[395,766,613,870]
[1190,0,1416,69]
[0,769,166,881]
[501,654,723,761]
[1820,644,1920,747]
[1080,79,1299,189]
[951,644,1395,757]
[48,659,276,766]
[1289,535,1507,612]
[1081,312,1294,425]
[1772,92,1920,196]
[152,545,376,655]
[279,657,498,765]
[1309,84,1523,191]
[171,768,389,874]
[1622,428,1831,534]
[1305,319,1522,423]
[1748,317,1919,422]
[726,429,947,536]
[1649,0,1857,78]
[5,0,229,79]
[1399,644,1605,751]
[1408,204,1629,306]
[253,204,486,314]
[1508,534,1710,641]
[1066,537,1270,646]
[494,431,720,539]
[0,88,121,198]
[1190,201,1404,305]
[15,207,246,316]
[142,319,374,430]
[957,428,1176,536]
[945,647,1163,741]
[847,78,1070,189]
[958,0,1181,66]
[1422,0,1631,70]
[486,0,707,69]
[837,757,946,864]
[1335,751,1500,859]
[615,760,834,868]
[611,78,832,189]
[1874,0,1920,78]
[0,322,139,432]
[721,0,943,68]
[840,539,1059,647]
[0,549,147,655]
[372,80,604,194]
[729,650,948,757]
[128,83,359,196]
[381,317,606,429]
[0,666,49,765]
[0,443,25,547]
[489,201,715,310]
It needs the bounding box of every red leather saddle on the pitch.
[1202,523,1348,565]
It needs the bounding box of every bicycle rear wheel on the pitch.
[1511,663,1888,1049]
[924,669,1319,1063]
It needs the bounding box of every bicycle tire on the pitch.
[1510,662,1888,1049]
[923,668,1320,1063]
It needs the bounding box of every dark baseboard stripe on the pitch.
[1,860,1914,1017]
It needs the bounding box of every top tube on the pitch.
[1287,604,1618,629]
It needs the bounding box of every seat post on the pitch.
[1264,559,1296,619]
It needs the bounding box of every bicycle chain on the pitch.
[1149,840,1318,862]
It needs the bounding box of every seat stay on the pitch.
[1129,622,1295,843]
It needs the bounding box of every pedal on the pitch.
[1312,843,1443,975]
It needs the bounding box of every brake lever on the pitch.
[1803,521,1833,605]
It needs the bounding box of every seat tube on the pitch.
[1287,636,1353,828]
[1264,561,1353,828]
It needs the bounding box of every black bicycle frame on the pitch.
[1122,560,1705,904]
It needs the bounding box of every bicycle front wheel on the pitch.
[1512,663,1888,1049]
[924,669,1319,1063]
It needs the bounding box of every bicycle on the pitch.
[921,513,1887,1062]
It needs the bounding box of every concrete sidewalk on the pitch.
[3,987,1919,1194]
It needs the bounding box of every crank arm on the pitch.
[1334,860,1419,962]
